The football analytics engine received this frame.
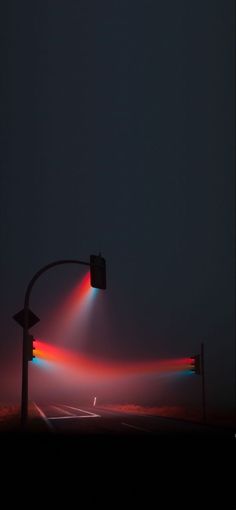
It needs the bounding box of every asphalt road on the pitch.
[32,402,233,437]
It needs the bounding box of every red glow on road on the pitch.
[33,340,194,379]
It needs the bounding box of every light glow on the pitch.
[46,271,98,345]
[32,341,196,379]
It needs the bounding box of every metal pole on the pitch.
[201,342,206,423]
[21,308,29,428]
[20,259,90,428]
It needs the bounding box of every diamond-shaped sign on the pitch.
[13,308,40,329]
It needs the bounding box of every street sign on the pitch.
[13,308,40,329]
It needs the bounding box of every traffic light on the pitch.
[27,334,36,361]
[90,254,106,289]
[190,354,201,375]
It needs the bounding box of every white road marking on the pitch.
[63,405,100,418]
[52,405,75,416]
[49,415,99,420]
[121,422,150,433]
[34,403,101,423]
[33,402,54,430]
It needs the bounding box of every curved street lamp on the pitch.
[13,254,106,428]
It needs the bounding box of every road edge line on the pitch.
[33,402,54,431]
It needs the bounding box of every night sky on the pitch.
[0,1,234,413]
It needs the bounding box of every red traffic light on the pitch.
[90,254,106,289]
[27,335,36,361]
[190,355,201,375]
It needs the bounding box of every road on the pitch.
[32,402,232,436]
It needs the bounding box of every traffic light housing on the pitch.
[90,254,106,289]
[190,354,201,375]
[27,334,36,361]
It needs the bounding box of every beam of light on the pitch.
[47,272,98,345]
[159,370,195,379]
[58,272,96,319]
[31,341,196,380]
[32,357,57,370]
[178,370,195,376]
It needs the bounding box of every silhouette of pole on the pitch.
[21,259,90,428]
[201,342,206,423]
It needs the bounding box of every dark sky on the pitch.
[0,1,235,411]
